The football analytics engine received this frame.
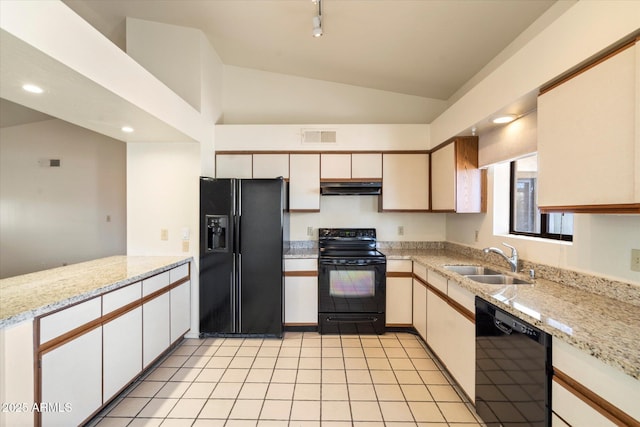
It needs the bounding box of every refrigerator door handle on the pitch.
[231,257,237,333]
[238,253,242,332]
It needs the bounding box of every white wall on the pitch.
[126,18,203,112]
[291,196,446,242]
[215,123,430,151]
[430,0,640,145]
[126,142,199,256]
[124,17,225,336]
[446,160,640,285]
[0,119,126,278]
[222,65,447,125]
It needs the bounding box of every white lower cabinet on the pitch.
[284,276,318,324]
[426,277,475,401]
[552,337,640,426]
[412,278,427,340]
[170,281,191,342]
[284,258,318,325]
[426,288,448,360]
[386,260,413,325]
[143,293,171,368]
[41,327,102,426]
[552,381,615,427]
[386,277,413,325]
[103,307,143,400]
[444,298,475,402]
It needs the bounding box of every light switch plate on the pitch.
[632,249,640,272]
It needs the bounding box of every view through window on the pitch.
[510,154,573,241]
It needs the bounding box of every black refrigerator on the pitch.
[199,177,285,337]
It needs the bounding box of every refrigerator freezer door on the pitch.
[238,179,284,336]
[199,178,237,334]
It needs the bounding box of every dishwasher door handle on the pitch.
[494,319,513,335]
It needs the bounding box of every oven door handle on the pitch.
[319,259,386,266]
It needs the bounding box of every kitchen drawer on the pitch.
[284,258,318,272]
[39,297,101,344]
[103,282,142,315]
[142,271,170,297]
[447,280,474,313]
[387,259,412,273]
[413,263,428,282]
[428,270,447,294]
[170,263,189,283]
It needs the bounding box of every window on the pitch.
[510,155,573,241]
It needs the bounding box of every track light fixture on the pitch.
[312,0,323,37]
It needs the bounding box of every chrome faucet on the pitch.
[483,243,519,272]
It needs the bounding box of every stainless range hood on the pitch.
[320,181,382,196]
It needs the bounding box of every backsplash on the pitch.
[445,242,640,306]
[378,241,445,250]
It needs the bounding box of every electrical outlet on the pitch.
[398,226,404,236]
[160,229,168,241]
[307,226,313,236]
[632,249,640,272]
[474,230,479,243]
[106,215,111,222]
[182,241,190,252]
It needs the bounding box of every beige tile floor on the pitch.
[88,332,483,426]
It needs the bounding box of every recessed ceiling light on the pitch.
[121,126,134,133]
[22,84,43,94]
[492,114,517,124]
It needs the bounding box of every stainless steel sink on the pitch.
[444,265,502,276]
[465,274,532,285]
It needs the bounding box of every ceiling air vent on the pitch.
[301,129,337,144]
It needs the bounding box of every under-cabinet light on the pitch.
[492,114,517,124]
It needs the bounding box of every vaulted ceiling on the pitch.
[62,0,558,102]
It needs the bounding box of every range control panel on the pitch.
[318,228,376,239]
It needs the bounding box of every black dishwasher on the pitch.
[475,297,552,427]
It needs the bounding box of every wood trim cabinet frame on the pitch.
[32,263,191,427]
[553,369,639,426]
[430,136,486,213]
[216,149,485,214]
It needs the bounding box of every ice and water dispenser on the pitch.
[206,215,228,252]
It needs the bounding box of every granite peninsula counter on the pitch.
[0,255,193,427]
[0,255,193,328]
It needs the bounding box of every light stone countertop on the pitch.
[0,255,193,328]
[284,248,318,259]
[381,248,640,380]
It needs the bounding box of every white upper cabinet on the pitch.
[381,153,429,211]
[352,153,382,179]
[289,154,320,211]
[321,154,351,180]
[431,137,484,213]
[216,154,252,178]
[431,143,456,211]
[253,153,289,179]
[538,39,640,213]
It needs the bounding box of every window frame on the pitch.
[509,160,573,242]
